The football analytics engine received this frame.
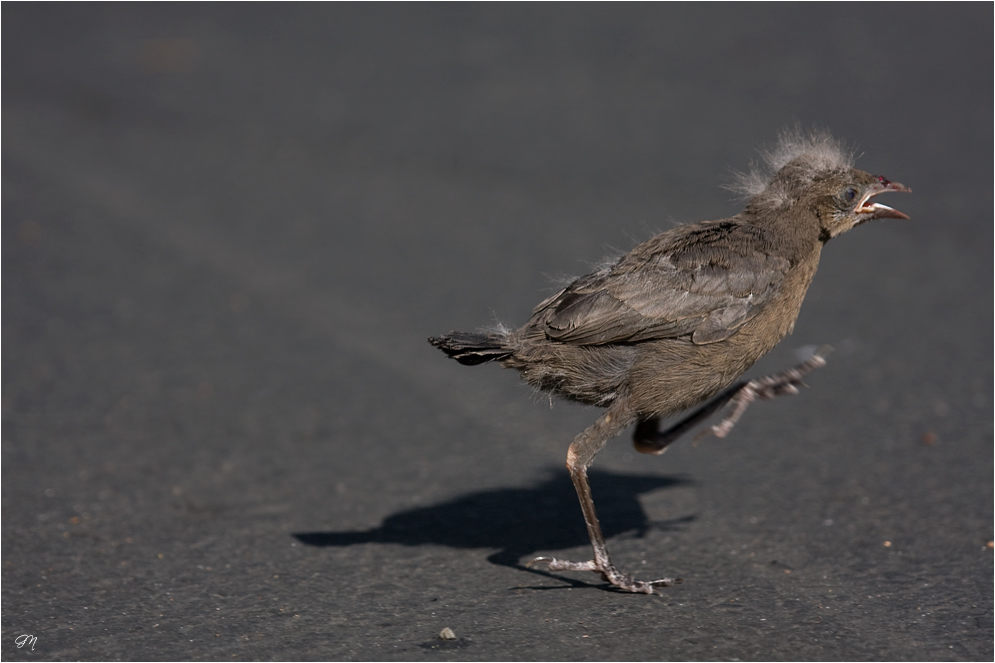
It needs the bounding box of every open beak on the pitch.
[856,179,912,221]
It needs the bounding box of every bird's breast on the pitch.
[627,248,823,418]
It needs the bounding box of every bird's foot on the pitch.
[528,556,677,594]
[696,348,830,442]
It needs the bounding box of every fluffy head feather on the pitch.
[727,128,855,210]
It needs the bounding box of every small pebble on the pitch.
[439,628,456,641]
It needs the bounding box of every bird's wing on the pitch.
[533,221,791,346]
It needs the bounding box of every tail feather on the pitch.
[428,331,513,366]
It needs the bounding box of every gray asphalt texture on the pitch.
[3,5,992,661]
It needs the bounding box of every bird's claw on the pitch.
[694,348,831,444]
[528,556,677,594]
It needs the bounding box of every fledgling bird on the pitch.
[429,130,910,594]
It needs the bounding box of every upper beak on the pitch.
[856,179,912,221]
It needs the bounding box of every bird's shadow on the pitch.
[293,468,694,583]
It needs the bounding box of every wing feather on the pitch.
[533,220,790,346]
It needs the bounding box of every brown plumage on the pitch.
[429,130,910,594]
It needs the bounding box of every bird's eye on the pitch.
[844,187,858,202]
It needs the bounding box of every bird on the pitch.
[428,129,910,594]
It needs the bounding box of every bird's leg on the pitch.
[635,349,830,453]
[633,381,749,454]
[699,349,829,441]
[635,349,830,452]
[530,402,677,594]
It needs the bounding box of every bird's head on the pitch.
[733,129,911,242]
[791,165,912,241]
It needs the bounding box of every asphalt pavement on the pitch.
[3,5,992,661]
